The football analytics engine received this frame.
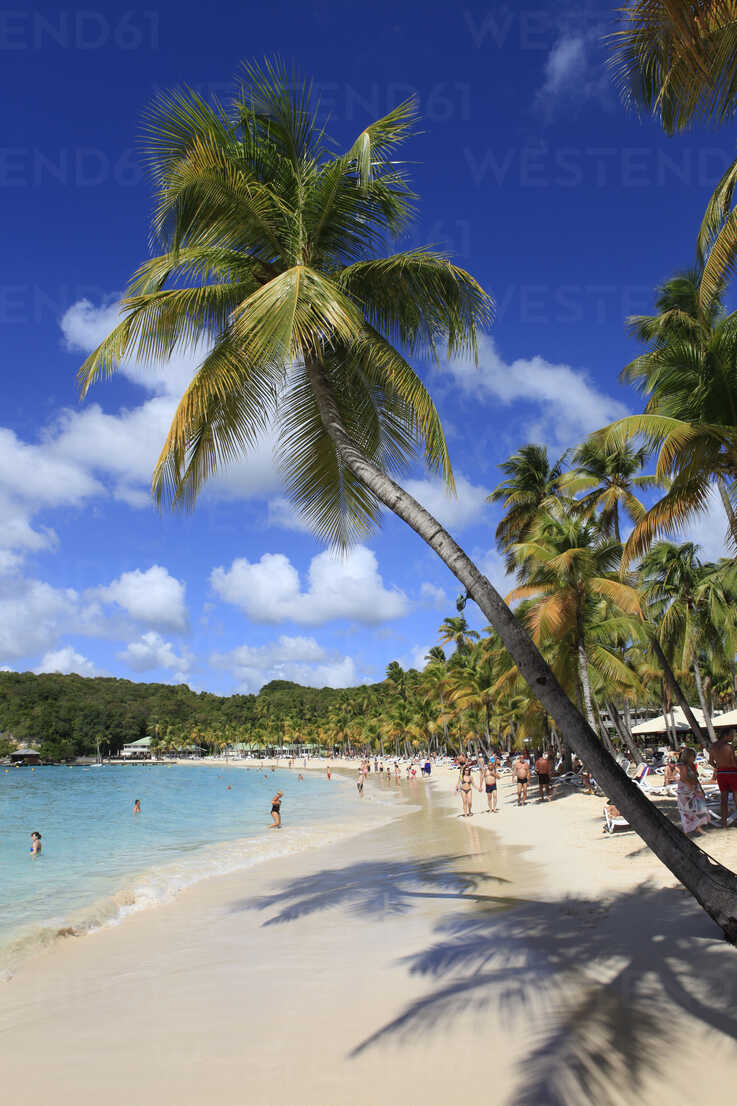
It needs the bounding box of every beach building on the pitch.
[631,706,708,738]
[712,708,737,729]
[120,736,153,760]
[9,747,40,765]
[598,705,659,737]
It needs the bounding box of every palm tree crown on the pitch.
[488,444,567,567]
[78,60,490,546]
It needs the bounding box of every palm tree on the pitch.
[602,270,737,562]
[609,1,737,135]
[638,542,736,742]
[438,616,479,657]
[610,4,737,310]
[77,62,737,940]
[488,444,567,568]
[508,514,641,734]
[445,650,498,748]
[562,439,655,541]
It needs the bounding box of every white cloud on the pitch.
[439,334,627,449]
[212,634,357,692]
[266,496,314,533]
[673,486,731,563]
[419,581,449,609]
[0,578,79,660]
[91,565,188,633]
[61,299,198,399]
[35,646,102,678]
[57,300,283,507]
[119,631,190,680]
[472,546,517,604]
[403,472,489,530]
[211,545,408,625]
[408,644,433,671]
[533,28,611,119]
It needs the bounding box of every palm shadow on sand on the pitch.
[239,855,737,1106]
[234,854,514,924]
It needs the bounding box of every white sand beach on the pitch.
[2,765,737,1106]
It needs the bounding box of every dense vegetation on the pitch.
[0,672,383,761]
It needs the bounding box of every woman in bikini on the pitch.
[269,791,283,828]
[456,764,476,817]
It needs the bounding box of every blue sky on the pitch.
[0,0,730,692]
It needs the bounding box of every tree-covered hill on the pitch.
[0,671,384,761]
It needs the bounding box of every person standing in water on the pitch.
[30,831,42,856]
[269,791,283,828]
[132,799,141,814]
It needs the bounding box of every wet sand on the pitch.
[2,768,737,1106]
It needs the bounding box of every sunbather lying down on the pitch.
[605,802,620,819]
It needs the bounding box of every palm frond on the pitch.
[344,98,419,187]
[338,250,492,361]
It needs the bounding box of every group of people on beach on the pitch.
[666,729,737,835]
[455,748,557,816]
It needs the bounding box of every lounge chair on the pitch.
[603,805,630,833]
[707,807,737,828]
[633,765,676,798]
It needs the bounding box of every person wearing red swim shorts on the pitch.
[709,727,737,828]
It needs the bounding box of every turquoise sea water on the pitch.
[0,762,376,976]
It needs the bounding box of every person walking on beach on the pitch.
[709,727,737,828]
[30,831,42,856]
[269,791,283,828]
[356,769,364,797]
[132,798,141,814]
[514,755,530,806]
[676,747,709,836]
[534,751,553,802]
[481,760,499,812]
[456,762,477,817]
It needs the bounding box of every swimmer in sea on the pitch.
[132,798,141,814]
[269,791,283,828]
[30,831,42,856]
[298,773,304,781]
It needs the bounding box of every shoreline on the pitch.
[2,767,737,1105]
[0,761,404,982]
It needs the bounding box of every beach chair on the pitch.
[707,807,737,828]
[631,764,673,798]
[603,805,630,833]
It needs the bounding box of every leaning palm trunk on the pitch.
[717,475,737,541]
[575,611,597,731]
[692,658,717,743]
[308,358,737,941]
[607,699,643,765]
[650,637,708,744]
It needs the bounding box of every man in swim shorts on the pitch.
[481,760,499,812]
[534,751,553,802]
[514,755,530,806]
[709,727,737,828]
